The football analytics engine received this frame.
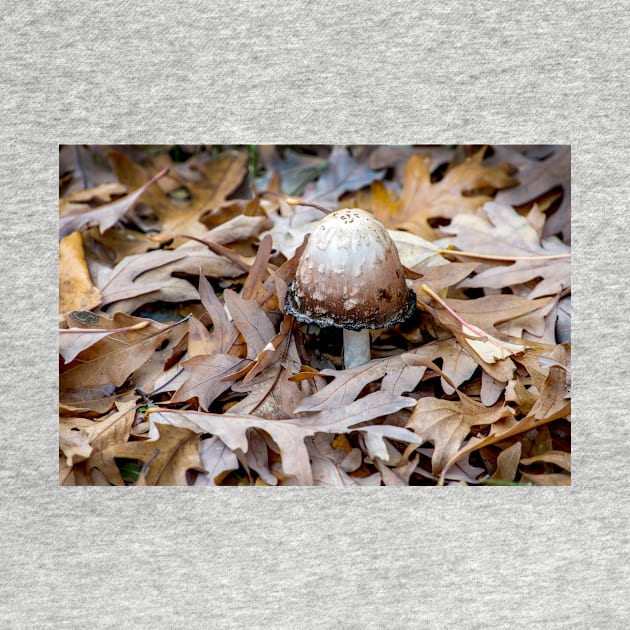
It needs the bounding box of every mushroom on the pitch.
[285,208,416,368]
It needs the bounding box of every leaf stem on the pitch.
[420,284,469,329]
[437,249,570,262]
[262,191,331,215]
[60,322,150,334]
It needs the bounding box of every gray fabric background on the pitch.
[0,1,626,627]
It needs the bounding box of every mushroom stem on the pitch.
[343,328,371,369]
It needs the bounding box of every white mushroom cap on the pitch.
[286,208,416,330]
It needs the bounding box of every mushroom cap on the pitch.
[285,208,416,330]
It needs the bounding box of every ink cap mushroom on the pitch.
[285,208,416,368]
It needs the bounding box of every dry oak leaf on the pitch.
[60,310,153,364]
[198,274,239,354]
[407,392,514,475]
[415,261,480,291]
[435,202,570,299]
[194,436,239,486]
[60,182,128,210]
[151,391,416,485]
[370,149,516,239]
[259,203,325,260]
[302,145,385,206]
[489,441,522,483]
[97,215,267,312]
[493,145,571,242]
[60,312,188,392]
[520,450,571,472]
[256,146,328,194]
[519,471,570,486]
[59,231,102,314]
[367,145,454,179]
[152,274,241,397]
[438,365,570,483]
[310,456,381,487]
[60,145,121,197]
[415,289,553,381]
[228,321,305,419]
[59,167,168,238]
[294,351,441,413]
[59,400,137,485]
[171,289,278,410]
[106,422,203,486]
[84,401,137,485]
[170,354,246,411]
[108,149,248,239]
[85,225,159,263]
[59,418,94,467]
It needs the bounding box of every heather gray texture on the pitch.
[1,1,627,628]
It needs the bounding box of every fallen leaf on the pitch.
[420,283,527,368]
[109,150,248,239]
[59,232,102,314]
[194,436,240,486]
[170,354,246,410]
[407,392,514,474]
[294,352,434,413]
[435,202,570,299]
[85,401,137,484]
[519,471,570,486]
[60,314,188,394]
[198,274,238,354]
[59,400,137,485]
[106,422,203,486]
[438,365,570,483]
[59,168,168,238]
[223,289,276,358]
[97,215,267,312]
[59,182,128,219]
[302,145,385,205]
[85,225,159,262]
[60,145,119,196]
[416,287,553,381]
[59,419,93,466]
[256,146,328,195]
[416,261,480,291]
[375,454,420,486]
[59,311,150,364]
[493,145,570,242]
[489,441,522,482]
[367,145,453,177]
[150,391,416,485]
[520,450,571,471]
[370,149,516,238]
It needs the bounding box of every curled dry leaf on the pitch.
[435,202,570,299]
[59,167,168,238]
[59,232,102,314]
[150,391,416,486]
[489,441,522,483]
[97,215,267,312]
[493,145,571,242]
[60,313,188,402]
[438,365,570,483]
[106,422,204,486]
[302,145,385,205]
[407,392,514,475]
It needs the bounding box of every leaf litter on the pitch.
[59,144,571,486]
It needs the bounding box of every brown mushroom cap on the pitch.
[285,208,416,330]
